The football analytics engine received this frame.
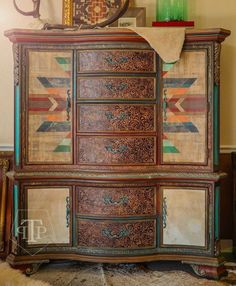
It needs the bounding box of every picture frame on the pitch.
[62,0,130,28]
[109,7,146,27]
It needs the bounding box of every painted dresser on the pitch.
[5,28,230,278]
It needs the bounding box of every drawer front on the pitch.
[77,77,156,100]
[78,50,156,73]
[76,186,156,216]
[77,219,156,248]
[77,136,156,165]
[77,104,156,133]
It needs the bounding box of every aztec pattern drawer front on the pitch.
[77,219,156,248]
[77,77,156,100]
[78,50,156,73]
[162,50,208,165]
[76,186,156,216]
[77,136,156,165]
[27,50,73,164]
[77,104,156,133]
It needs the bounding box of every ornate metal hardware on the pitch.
[163,89,168,121]
[102,227,129,239]
[66,196,70,228]
[105,145,128,154]
[162,197,168,229]
[105,56,129,66]
[66,90,71,121]
[103,195,129,206]
[105,82,128,92]
[105,111,128,121]
[13,0,41,18]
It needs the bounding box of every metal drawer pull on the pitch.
[105,83,128,92]
[105,111,128,121]
[163,89,168,122]
[102,227,129,239]
[103,195,129,206]
[66,196,70,228]
[66,89,71,121]
[162,197,168,229]
[105,56,129,66]
[105,145,128,154]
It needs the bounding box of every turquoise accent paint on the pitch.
[213,85,219,167]
[15,85,20,166]
[13,185,19,238]
[215,186,220,240]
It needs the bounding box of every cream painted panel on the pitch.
[162,188,206,247]
[27,187,70,245]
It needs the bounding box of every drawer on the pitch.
[77,136,156,165]
[77,77,156,100]
[77,104,156,133]
[78,50,156,73]
[77,219,156,249]
[76,186,156,217]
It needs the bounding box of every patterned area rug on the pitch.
[31,262,236,286]
[1,261,236,286]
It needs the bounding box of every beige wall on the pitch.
[0,0,235,149]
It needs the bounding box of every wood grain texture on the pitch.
[78,50,155,73]
[76,186,156,216]
[77,77,156,100]
[77,219,156,248]
[77,136,156,165]
[77,104,156,133]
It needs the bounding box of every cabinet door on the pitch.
[160,186,208,249]
[27,50,73,164]
[161,49,208,167]
[26,187,71,245]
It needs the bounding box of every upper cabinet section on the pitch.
[5,28,230,172]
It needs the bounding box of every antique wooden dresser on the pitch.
[5,28,230,278]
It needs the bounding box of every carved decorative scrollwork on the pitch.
[13,44,19,86]
[214,42,221,86]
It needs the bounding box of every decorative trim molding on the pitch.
[0,145,14,151]
[220,145,236,154]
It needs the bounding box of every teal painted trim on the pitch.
[13,185,19,238]
[15,85,20,166]
[215,185,220,240]
[213,85,219,167]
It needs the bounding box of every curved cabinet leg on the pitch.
[25,263,42,275]
[191,264,227,280]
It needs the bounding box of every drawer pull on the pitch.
[105,82,128,92]
[102,227,129,239]
[66,196,70,228]
[103,195,129,206]
[163,89,168,122]
[162,197,168,229]
[105,111,128,121]
[105,145,128,154]
[105,56,129,66]
[66,89,71,121]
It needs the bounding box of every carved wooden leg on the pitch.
[191,264,227,280]
[25,263,42,275]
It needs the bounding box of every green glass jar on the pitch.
[171,0,188,21]
[156,0,172,21]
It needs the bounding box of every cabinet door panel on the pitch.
[27,187,70,245]
[162,50,208,165]
[161,187,207,247]
[27,51,73,164]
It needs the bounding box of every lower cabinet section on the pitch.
[12,180,216,258]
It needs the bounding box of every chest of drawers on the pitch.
[5,28,230,279]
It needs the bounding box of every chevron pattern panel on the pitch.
[162,50,207,164]
[28,51,72,163]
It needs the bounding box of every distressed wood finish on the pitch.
[77,136,156,165]
[77,219,156,249]
[77,77,156,100]
[4,28,230,279]
[78,50,156,73]
[77,104,156,133]
[76,186,156,217]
